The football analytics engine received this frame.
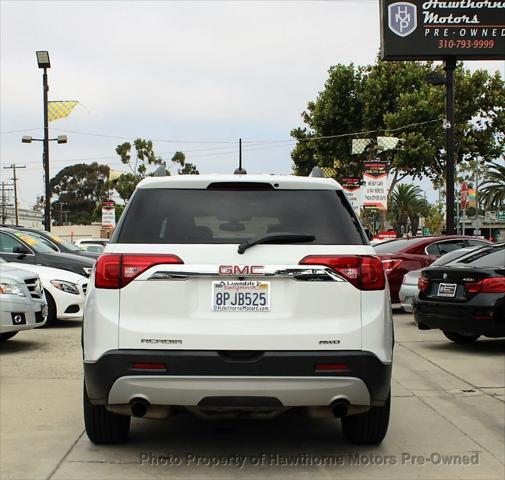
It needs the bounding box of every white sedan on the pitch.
[7,262,88,326]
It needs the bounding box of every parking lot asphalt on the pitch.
[1,312,504,480]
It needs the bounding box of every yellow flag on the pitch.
[48,101,78,122]
[108,170,124,181]
[320,167,337,178]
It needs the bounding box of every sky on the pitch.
[1,0,504,210]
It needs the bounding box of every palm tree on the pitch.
[388,184,424,235]
[480,162,505,209]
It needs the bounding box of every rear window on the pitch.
[455,245,505,268]
[115,189,365,245]
[373,238,425,253]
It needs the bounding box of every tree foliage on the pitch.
[50,163,110,225]
[110,141,199,203]
[291,60,504,193]
[480,162,505,208]
[388,183,429,236]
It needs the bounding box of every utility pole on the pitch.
[1,182,14,224]
[444,58,457,235]
[3,164,26,226]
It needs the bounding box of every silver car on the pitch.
[0,259,47,341]
[399,247,478,313]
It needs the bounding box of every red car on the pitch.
[373,236,491,306]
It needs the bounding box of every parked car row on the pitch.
[0,226,100,340]
[373,235,491,306]
[414,243,505,343]
[378,237,504,344]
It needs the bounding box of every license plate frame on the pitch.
[212,280,270,312]
[437,282,457,298]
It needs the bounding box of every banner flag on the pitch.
[48,101,79,122]
[363,161,388,211]
[340,177,362,214]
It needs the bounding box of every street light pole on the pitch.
[444,58,456,235]
[36,51,52,231]
[42,67,51,231]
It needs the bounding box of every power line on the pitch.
[0,118,443,171]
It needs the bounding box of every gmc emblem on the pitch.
[218,265,264,275]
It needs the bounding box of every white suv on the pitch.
[83,174,393,445]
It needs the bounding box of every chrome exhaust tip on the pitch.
[130,399,149,418]
[331,399,349,418]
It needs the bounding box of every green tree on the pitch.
[388,184,427,236]
[291,60,504,195]
[423,203,445,235]
[171,151,200,175]
[50,163,110,225]
[110,142,199,204]
[479,162,505,209]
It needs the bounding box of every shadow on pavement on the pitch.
[425,338,505,355]
[0,338,41,353]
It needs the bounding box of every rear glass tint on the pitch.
[115,189,365,245]
[456,245,505,268]
[373,238,426,253]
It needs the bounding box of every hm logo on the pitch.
[388,2,417,37]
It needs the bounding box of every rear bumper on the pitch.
[399,284,417,313]
[414,300,505,337]
[84,350,391,407]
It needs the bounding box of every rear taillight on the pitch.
[299,255,385,291]
[465,277,505,294]
[418,273,429,292]
[95,254,183,289]
[381,259,402,274]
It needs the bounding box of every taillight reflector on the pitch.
[299,255,385,291]
[315,363,349,372]
[465,277,505,294]
[132,362,166,370]
[95,254,183,289]
[381,259,402,274]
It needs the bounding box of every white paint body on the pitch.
[84,175,393,365]
[9,263,88,320]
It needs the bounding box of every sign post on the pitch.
[380,1,505,235]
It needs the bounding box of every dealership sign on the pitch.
[340,177,362,214]
[101,201,116,229]
[381,1,505,60]
[363,162,388,211]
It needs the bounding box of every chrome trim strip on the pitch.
[147,265,345,282]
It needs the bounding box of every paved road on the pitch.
[1,313,504,480]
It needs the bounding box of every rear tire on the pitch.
[83,382,130,444]
[443,331,480,343]
[341,393,391,445]
[0,332,18,341]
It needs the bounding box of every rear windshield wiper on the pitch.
[238,233,315,254]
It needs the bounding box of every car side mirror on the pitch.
[13,245,30,257]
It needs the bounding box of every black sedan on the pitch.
[0,227,95,277]
[8,226,99,259]
[414,243,505,343]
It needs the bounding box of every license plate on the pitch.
[212,281,270,312]
[437,283,457,297]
